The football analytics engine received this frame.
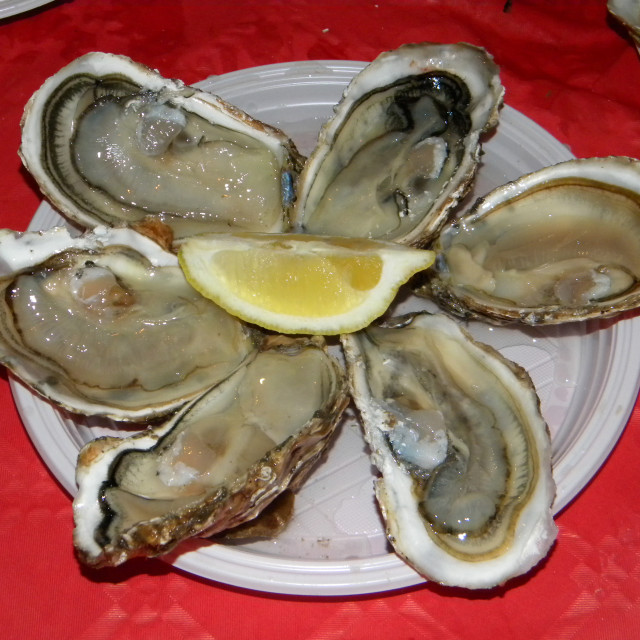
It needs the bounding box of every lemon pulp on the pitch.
[209,249,383,317]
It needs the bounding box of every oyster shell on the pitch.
[0,226,259,420]
[19,52,303,240]
[608,0,640,54]
[421,157,640,324]
[342,312,557,589]
[292,42,504,246]
[73,334,349,567]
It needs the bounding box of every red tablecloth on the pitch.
[1,1,640,638]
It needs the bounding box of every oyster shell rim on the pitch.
[423,156,640,325]
[0,224,262,421]
[340,311,558,589]
[72,333,351,568]
[18,51,305,238]
[291,41,505,248]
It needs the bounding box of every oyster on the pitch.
[608,0,640,54]
[73,334,349,567]
[342,312,556,589]
[293,42,504,246]
[19,52,303,240]
[0,226,259,420]
[421,157,640,324]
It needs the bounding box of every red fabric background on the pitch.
[1,1,640,638]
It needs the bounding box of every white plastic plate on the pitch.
[13,61,640,596]
[0,0,53,19]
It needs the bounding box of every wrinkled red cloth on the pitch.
[1,1,640,639]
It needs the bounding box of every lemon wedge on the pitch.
[178,233,435,335]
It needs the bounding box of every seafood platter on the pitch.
[2,39,640,594]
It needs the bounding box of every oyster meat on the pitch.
[342,312,557,589]
[73,335,349,567]
[293,42,504,246]
[0,226,259,420]
[422,157,640,324]
[19,52,303,239]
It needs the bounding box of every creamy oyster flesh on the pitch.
[72,94,284,231]
[442,182,640,307]
[342,312,556,588]
[294,43,504,246]
[73,337,349,566]
[302,73,470,239]
[19,53,302,238]
[104,349,333,527]
[0,228,258,419]
[425,158,640,325]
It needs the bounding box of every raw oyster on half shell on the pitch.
[342,312,557,589]
[293,42,504,246]
[421,157,640,324]
[0,226,259,420]
[19,52,304,240]
[73,334,349,567]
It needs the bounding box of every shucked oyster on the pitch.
[293,42,504,246]
[342,312,556,589]
[421,157,640,324]
[19,52,303,240]
[73,335,349,567]
[0,226,259,420]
